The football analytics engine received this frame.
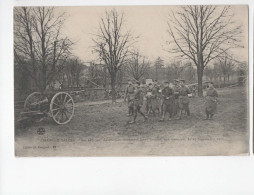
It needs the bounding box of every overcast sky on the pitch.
[57,5,248,65]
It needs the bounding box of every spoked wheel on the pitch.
[24,92,47,111]
[50,92,74,125]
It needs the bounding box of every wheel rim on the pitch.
[24,92,44,111]
[50,92,74,125]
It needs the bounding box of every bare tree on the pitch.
[126,51,149,81]
[183,62,196,83]
[87,63,105,87]
[14,7,73,91]
[204,66,214,81]
[154,57,164,80]
[211,64,222,83]
[217,54,235,84]
[236,61,247,85]
[170,60,185,80]
[61,58,85,87]
[92,9,136,103]
[116,65,126,88]
[167,5,242,96]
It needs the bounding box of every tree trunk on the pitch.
[76,72,80,87]
[196,52,204,97]
[76,76,79,87]
[103,67,107,88]
[41,66,47,92]
[197,66,203,97]
[110,71,117,103]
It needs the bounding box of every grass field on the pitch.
[15,86,249,156]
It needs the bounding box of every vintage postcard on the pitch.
[14,5,249,156]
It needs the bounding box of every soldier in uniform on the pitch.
[173,79,180,116]
[205,82,218,120]
[129,82,148,124]
[153,80,163,115]
[152,82,161,115]
[153,80,160,92]
[177,79,191,119]
[124,80,135,116]
[192,85,197,97]
[145,83,153,115]
[160,81,174,121]
[146,83,160,116]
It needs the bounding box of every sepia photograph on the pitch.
[14,5,249,156]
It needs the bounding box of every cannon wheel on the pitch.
[50,92,74,125]
[24,92,44,111]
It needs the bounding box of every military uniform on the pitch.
[130,86,147,123]
[160,86,174,121]
[124,84,135,116]
[153,84,160,93]
[178,85,191,118]
[154,84,163,115]
[146,86,160,115]
[173,85,180,116]
[145,87,153,113]
[205,86,218,119]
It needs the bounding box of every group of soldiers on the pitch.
[124,79,218,123]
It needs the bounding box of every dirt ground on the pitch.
[15,86,249,156]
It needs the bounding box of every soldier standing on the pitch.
[153,80,163,115]
[177,79,191,119]
[146,83,160,116]
[160,81,174,121]
[153,80,160,92]
[124,80,135,116]
[129,82,148,124]
[205,82,218,120]
[145,83,153,115]
[152,82,161,115]
[173,79,180,116]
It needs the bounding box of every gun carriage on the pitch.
[20,91,75,125]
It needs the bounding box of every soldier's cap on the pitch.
[148,83,153,86]
[180,79,185,83]
[164,81,169,84]
[136,81,140,85]
[209,81,214,84]
[154,79,158,82]
[174,79,180,82]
